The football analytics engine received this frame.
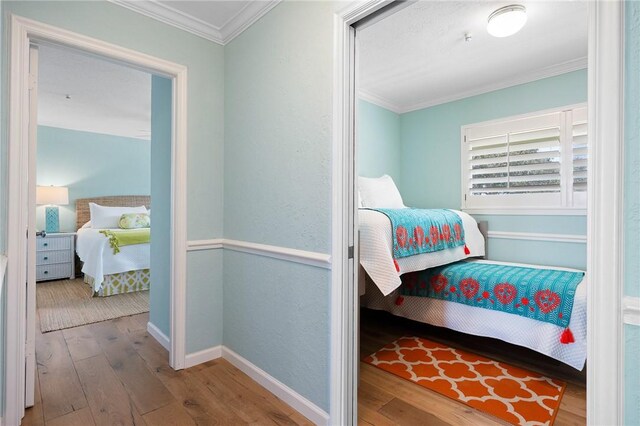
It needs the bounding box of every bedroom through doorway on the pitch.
[354,2,589,425]
[27,42,173,413]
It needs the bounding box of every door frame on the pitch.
[331,1,625,425]
[5,15,188,426]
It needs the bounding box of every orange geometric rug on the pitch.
[364,336,566,425]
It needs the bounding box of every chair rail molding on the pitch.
[186,238,331,270]
[487,231,587,244]
[623,296,640,326]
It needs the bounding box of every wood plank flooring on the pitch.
[23,313,310,426]
[358,308,587,426]
[25,308,586,426]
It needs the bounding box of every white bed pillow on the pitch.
[89,203,147,229]
[358,175,406,208]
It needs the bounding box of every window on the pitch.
[461,104,587,214]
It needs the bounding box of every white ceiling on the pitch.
[358,1,588,113]
[37,44,151,140]
[110,0,280,44]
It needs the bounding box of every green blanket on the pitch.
[100,228,150,254]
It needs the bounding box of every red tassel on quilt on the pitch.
[393,259,400,272]
[560,328,575,344]
[464,245,471,255]
[395,296,405,306]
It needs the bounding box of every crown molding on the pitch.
[360,56,588,115]
[109,0,224,44]
[220,1,281,43]
[109,0,281,45]
[399,57,588,113]
[358,89,402,114]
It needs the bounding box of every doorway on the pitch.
[32,43,156,331]
[6,15,188,425]
[331,1,625,424]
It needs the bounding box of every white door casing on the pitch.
[332,0,625,425]
[6,15,189,426]
[24,43,39,409]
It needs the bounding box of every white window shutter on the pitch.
[462,104,587,212]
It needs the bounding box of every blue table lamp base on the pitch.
[45,206,60,233]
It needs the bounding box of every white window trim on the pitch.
[460,102,588,215]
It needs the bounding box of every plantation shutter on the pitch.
[466,112,562,198]
[571,107,588,193]
[462,106,586,211]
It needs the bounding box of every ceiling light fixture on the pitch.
[487,5,527,38]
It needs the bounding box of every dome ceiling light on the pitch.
[487,5,527,38]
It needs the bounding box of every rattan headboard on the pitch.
[75,195,150,230]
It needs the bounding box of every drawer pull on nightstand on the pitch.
[43,256,48,260]
[43,271,48,275]
[43,243,48,247]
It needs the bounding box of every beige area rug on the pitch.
[37,278,149,332]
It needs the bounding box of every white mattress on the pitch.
[76,228,150,292]
[359,209,485,296]
[361,259,587,370]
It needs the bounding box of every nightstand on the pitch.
[36,232,76,282]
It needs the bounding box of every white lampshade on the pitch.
[36,186,69,205]
[487,5,527,38]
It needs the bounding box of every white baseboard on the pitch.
[185,345,222,369]
[147,321,170,350]
[222,346,329,426]
[142,335,328,424]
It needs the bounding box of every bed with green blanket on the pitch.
[75,196,151,297]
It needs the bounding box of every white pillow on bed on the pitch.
[358,175,406,208]
[89,203,147,229]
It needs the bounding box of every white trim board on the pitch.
[623,296,640,326]
[359,58,587,115]
[487,231,587,244]
[108,0,280,46]
[463,208,587,216]
[147,322,170,351]
[358,89,402,114]
[332,2,392,424]
[186,238,224,251]
[146,322,221,369]
[185,346,222,369]
[186,238,332,270]
[586,1,624,424]
[222,347,329,426]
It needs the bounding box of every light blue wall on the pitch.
[149,76,171,337]
[1,1,226,357]
[358,99,401,182]
[36,126,150,233]
[399,70,588,269]
[624,1,640,424]
[223,1,333,411]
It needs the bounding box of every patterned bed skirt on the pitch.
[84,269,150,297]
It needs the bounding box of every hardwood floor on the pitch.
[24,308,586,425]
[23,313,312,426]
[358,308,587,426]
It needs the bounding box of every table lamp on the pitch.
[36,185,69,233]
